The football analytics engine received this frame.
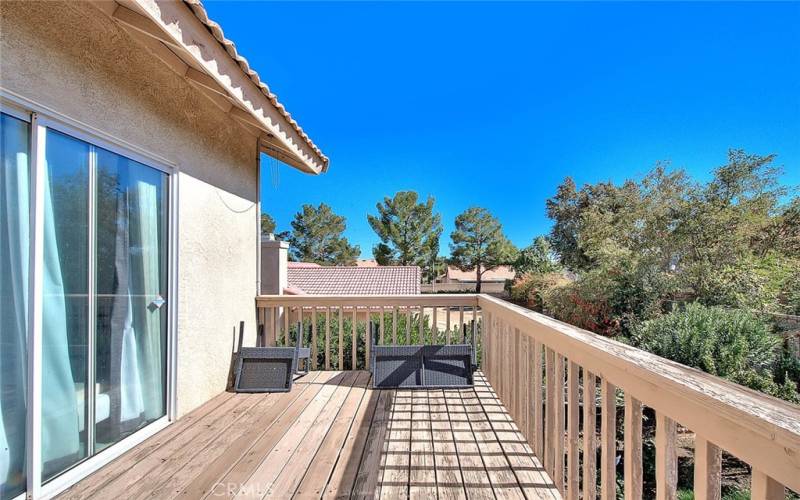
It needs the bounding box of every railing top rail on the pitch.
[477,294,800,491]
[256,294,479,307]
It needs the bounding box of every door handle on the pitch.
[148,295,166,311]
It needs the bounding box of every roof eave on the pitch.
[112,0,328,174]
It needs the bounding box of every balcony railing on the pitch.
[256,294,800,499]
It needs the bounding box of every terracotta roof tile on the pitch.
[287,266,421,295]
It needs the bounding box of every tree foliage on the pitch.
[544,150,799,322]
[367,191,443,281]
[287,203,360,265]
[449,207,517,292]
[512,236,561,275]
[260,212,276,235]
[631,304,797,402]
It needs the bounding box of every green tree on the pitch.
[449,207,517,293]
[260,212,276,235]
[513,236,561,275]
[287,203,360,265]
[367,191,443,280]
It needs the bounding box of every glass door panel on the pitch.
[0,113,30,499]
[41,129,90,480]
[94,148,167,452]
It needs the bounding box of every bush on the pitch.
[630,304,798,402]
[508,272,569,312]
[542,272,621,336]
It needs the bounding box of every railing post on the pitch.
[751,469,784,500]
[693,436,720,500]
[624,394,643,500]
[655,412,677,500]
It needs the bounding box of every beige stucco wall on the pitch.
[1,1,259,416]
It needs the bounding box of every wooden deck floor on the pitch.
[60,371,559,499]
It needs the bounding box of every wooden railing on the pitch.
[255,295,480,370]
[255,294,800,498]
[479,294,800,500]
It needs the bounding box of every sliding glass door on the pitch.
[0,112,30,499]
[0,109,170,497]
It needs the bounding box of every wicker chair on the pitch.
[370,321,476,389]
[234,321,311,393]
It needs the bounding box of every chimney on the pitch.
[261,235,288,295]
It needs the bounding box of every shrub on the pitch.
[630,304,798,402]
[508,272,569,312]
[542,272,621,336]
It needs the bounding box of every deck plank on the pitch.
[429,389,467,500]
[445,389,495,500]
[59,371,559,500]
[294,371,372,498]
[170,371,324,499]
[59,391,236,499]
[265,372,360,497]
[213,371,340,498]
[88,393,258,499]
[474,375,560,500]
[409,391,437,498]
[348,389,394,500]
[459,388,525,500]
[234,372,351,498]
[379,389,412,499]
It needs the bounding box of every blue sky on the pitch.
[203,1,800,258]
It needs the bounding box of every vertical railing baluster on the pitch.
[311,307,317,370]
[338,306,344,369]
[365,307,370,372]
[751,469,784,500]
[392,306,398,344]
[601,379,617,500]
[583,371,597,500]
[655,411,677,500]
[533,340,544,459]
[325,307,331,370]
[567,361,580,500]
[693,436,721,500]
[624,394,643,500]
[446,306,451,344]
[555,354,565,493]
[380,306,385,344]
[352,306,358,370]
[545,347,556,478]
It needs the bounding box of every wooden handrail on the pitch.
[477,293,800,497]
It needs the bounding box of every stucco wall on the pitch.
[1,1,259,416]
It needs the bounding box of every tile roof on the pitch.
[184,0,329,168]
[287,266,421,295]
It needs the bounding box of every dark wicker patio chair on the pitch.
[234,321,311,393]
[370,321,475,389]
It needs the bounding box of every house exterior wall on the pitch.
[0,1,259,417]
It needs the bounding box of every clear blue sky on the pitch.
[203,1,800,258]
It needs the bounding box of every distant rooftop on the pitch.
[287,265,421,295]
[445,265,515,282]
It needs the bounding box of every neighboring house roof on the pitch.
[287,266,421,295]
[355,259,380,267]
[287,262,322,268]
[446,265,516,282]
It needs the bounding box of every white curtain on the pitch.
[40,153,80,477]
[132,178,163,420]
[0,114,30,499]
